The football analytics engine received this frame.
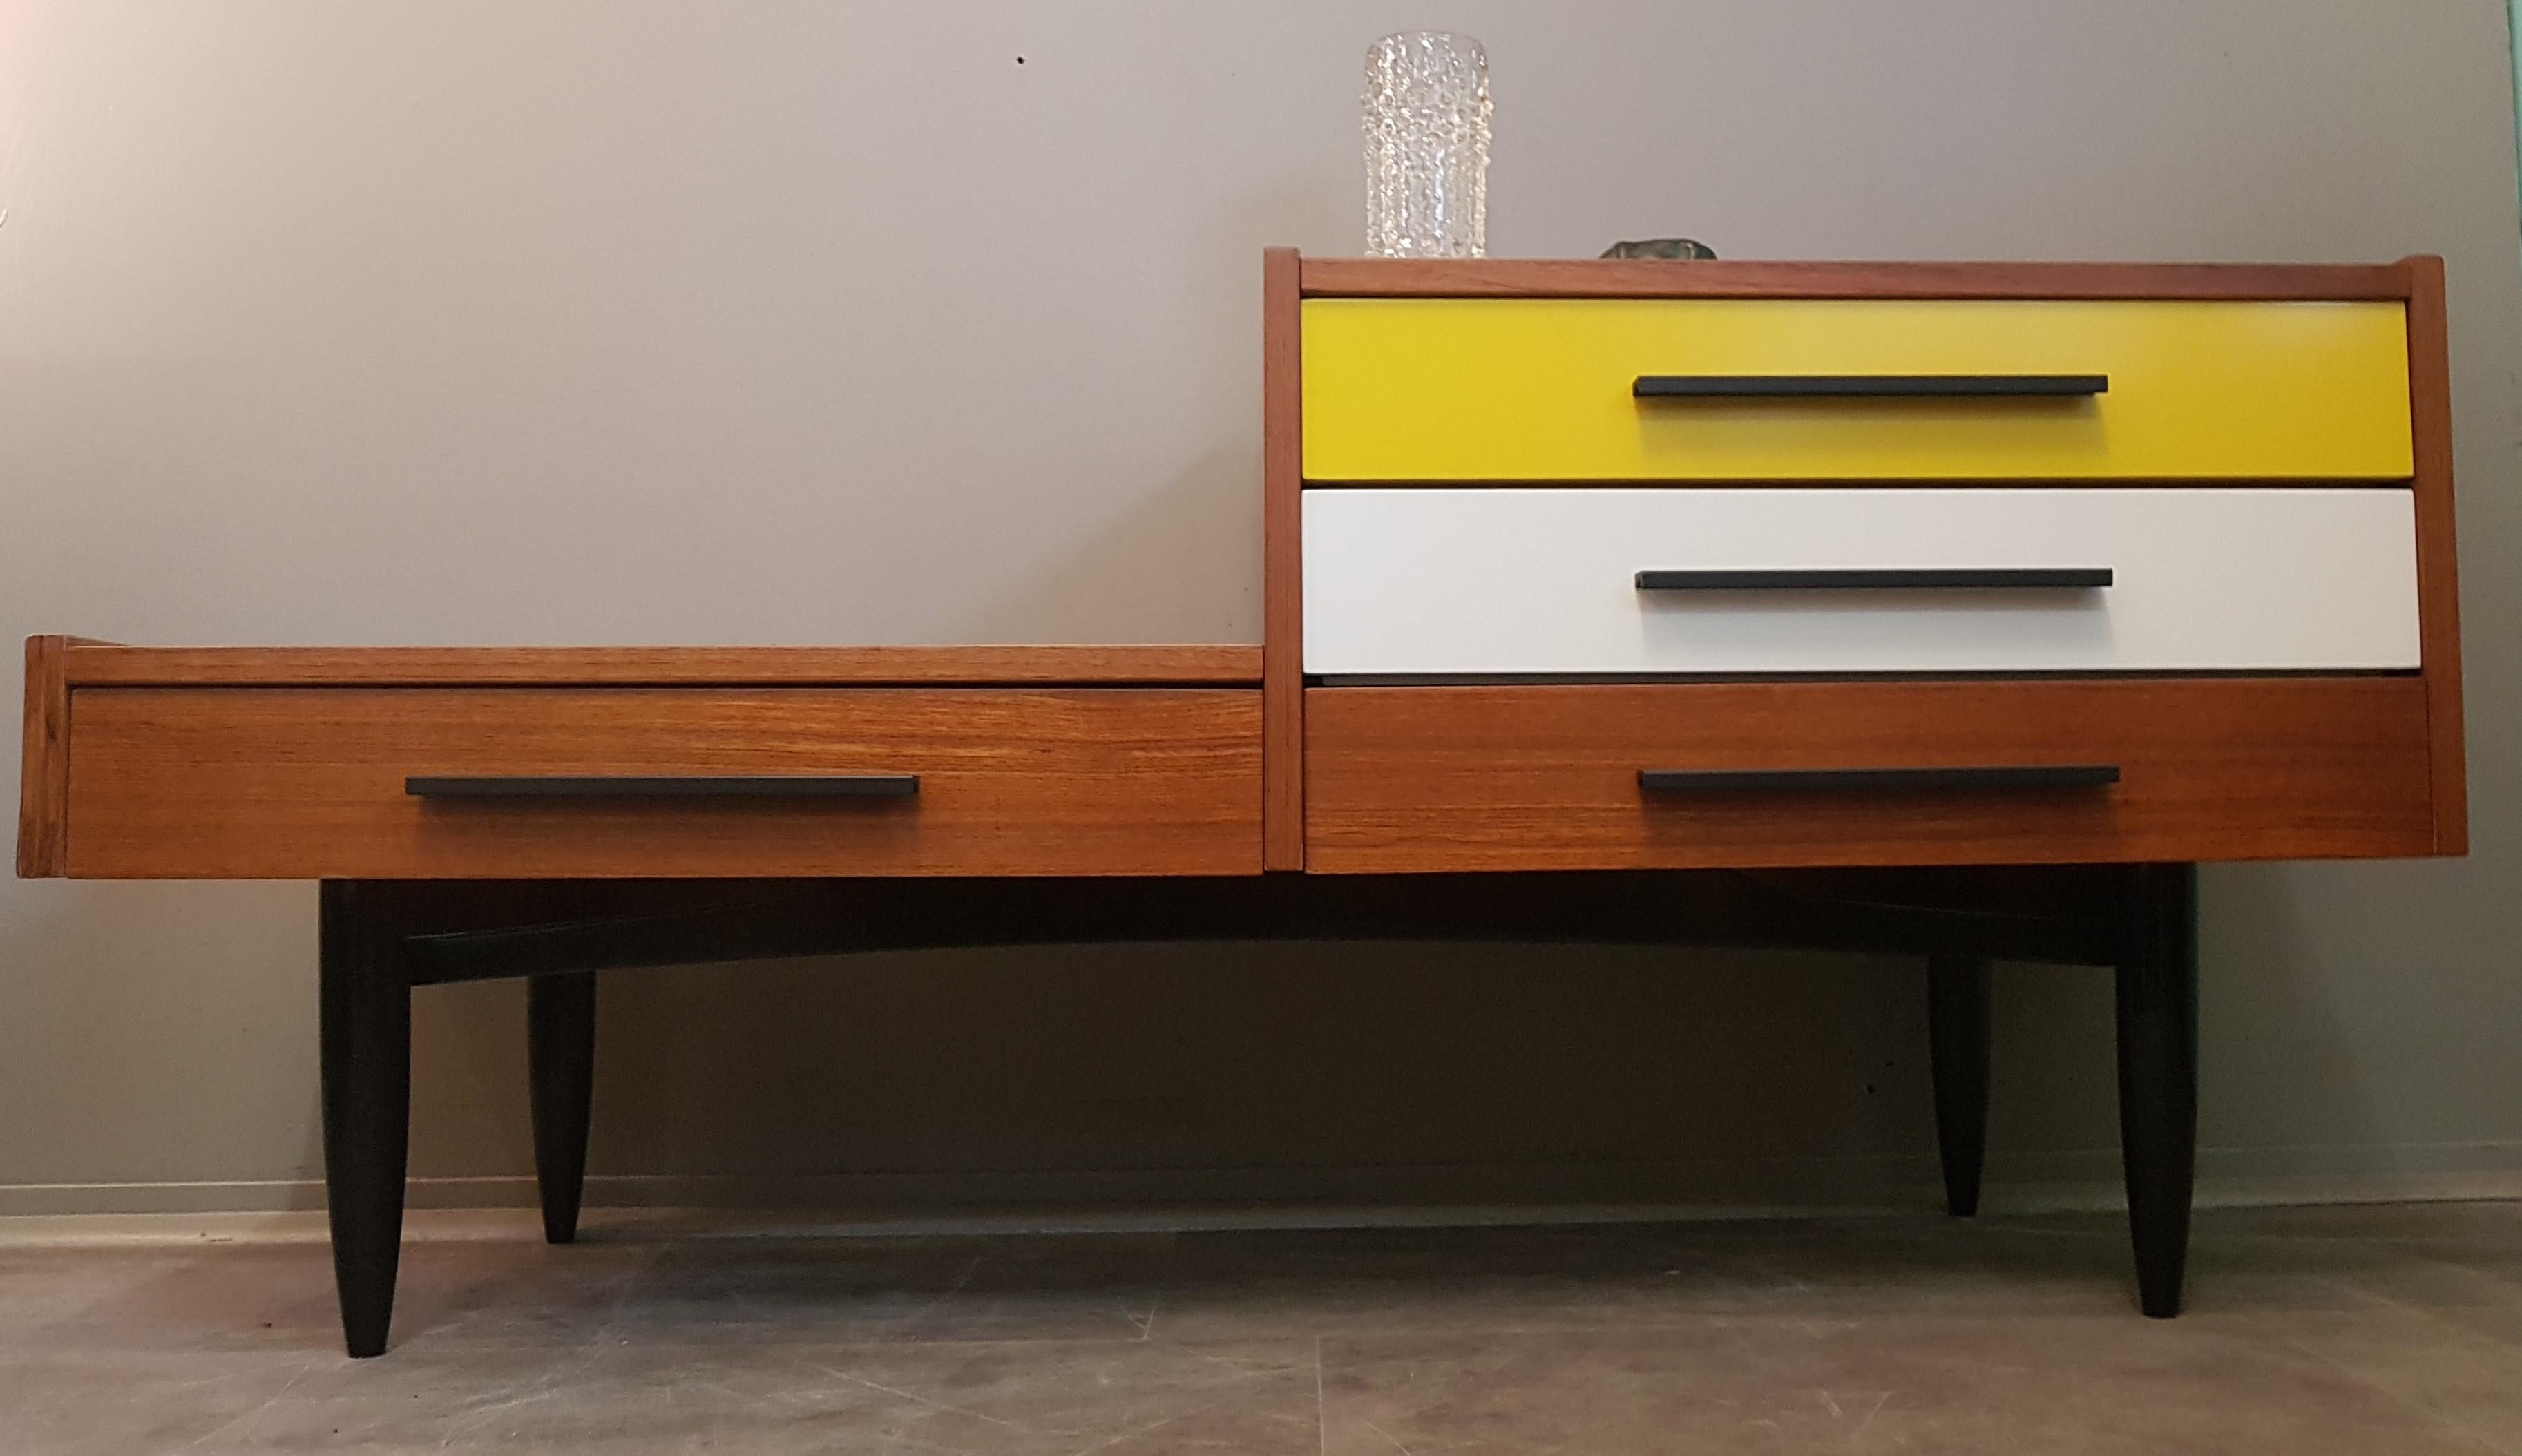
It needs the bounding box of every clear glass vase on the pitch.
[1363,32,1491,258]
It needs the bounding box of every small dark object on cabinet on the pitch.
[1601,238,1717,259]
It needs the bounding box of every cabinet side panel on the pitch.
[2403,256,2467,853]
[16,636,70,877]
[1263,247,1305,868]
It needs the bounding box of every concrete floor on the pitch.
[5,1202,2522,1453]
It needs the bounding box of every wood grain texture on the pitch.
[1298,256,2416,301]
[65,688,1261,879]
[1262,245,1306,869]
[16,636,70,877]
[1305,679,2434,873]
[2402,254,2468,854]
[57,644,1261,689]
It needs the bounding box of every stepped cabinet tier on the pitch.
[1261,251,2463,875]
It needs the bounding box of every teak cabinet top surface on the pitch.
[1292,256,2433,301]
[48,643,1263,689]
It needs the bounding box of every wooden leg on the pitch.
[1927,955,1993,1218]
[2115,863,2199,1319]
[319,881,412,1359]
[526,971,598,1245]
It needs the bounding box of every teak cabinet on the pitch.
[17,251,2467,1355]
[23,255,2467,883]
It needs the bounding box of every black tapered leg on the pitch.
[2115,863,2199,1319]
[526,972,598,1245]
[319,881,412,1359]
[1927,955,1993,1218]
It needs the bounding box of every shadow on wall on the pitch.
[390,862,2432,1214]
[399,936,2132,1214]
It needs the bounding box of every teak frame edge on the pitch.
[1296,256,2416,300]
[1263,247,1306,868]
[17,635,72,877]
[2400,254,2467,853]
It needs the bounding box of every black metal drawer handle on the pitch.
[406,775,919,799]
[1639,765,2121,794]
[1636,568,2113,591]
[1634,374,2108,399]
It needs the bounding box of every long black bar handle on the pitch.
[1636,568,2113,591]
[1635,374,2108,399]
[407,775,919,798]
[1640,765,2121,794]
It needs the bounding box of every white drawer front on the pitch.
[1303,488,2420,677]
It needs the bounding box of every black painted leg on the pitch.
[526,972,598,1245]
[319,881,412,1359]
[1927,955,1993,1218]
[2115,863,2199,1319]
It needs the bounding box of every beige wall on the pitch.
[3,0,2518,1218]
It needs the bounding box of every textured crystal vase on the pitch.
[1363,32,1491,258]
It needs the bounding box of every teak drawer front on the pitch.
[1304,488,2420,677]
[1301,298,2414,481]
[63,688,1261,879]
[1305,679,2436,872]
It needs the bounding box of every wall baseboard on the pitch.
[5,1142,2519,1229]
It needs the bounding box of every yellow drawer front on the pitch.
[1301,298,2413,481]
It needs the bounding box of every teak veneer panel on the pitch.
[1305,679,2434,873]
[57,644,1261,689]
[65,688,1261,879]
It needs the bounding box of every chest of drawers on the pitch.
[16,251,2468,1354]
[1261,251,2465,875]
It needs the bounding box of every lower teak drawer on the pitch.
[1303,679,2437,872]
[63,688,1262,878]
